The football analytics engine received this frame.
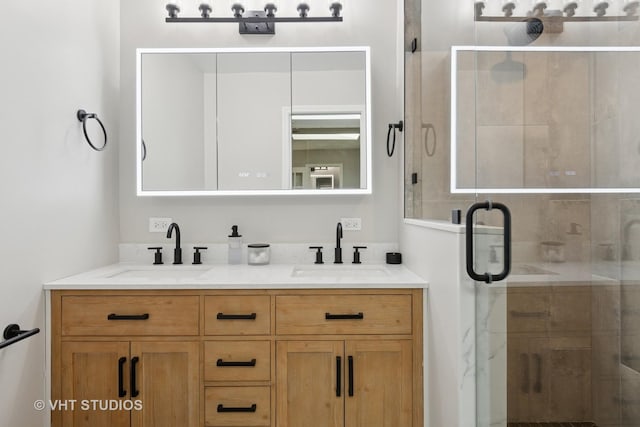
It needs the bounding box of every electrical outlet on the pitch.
[341,217,362,231]
[149,217,172,233]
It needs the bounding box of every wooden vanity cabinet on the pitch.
[276,340,413,427]
[506,285,592,423]
[275,292,419,427]
[51,288,423,427]
[52,292,200,427]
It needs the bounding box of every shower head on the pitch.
[491,51,526,83]
[504,17,544,46]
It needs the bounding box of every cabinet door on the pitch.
[130,341,199,427]
[344,340,412,427]
[60,341,130,427]
[276,341,344,427]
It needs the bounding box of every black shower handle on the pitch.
[465,201,511,283]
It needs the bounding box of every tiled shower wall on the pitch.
[404,0,640,425]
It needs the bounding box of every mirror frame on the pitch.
[136,46,372,196]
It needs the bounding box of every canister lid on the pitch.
[248,243,270,248]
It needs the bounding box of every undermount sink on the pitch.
[291,264,391,278]
[107,266,210,279]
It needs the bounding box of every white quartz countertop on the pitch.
[44,263,428,290]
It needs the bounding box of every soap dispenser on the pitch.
[228,225,243,265]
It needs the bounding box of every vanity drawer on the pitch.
[204,341,271,382]
[205,296,271,336]
[205,386,270,426]
[275,294,412,335]
[60,295,199,336]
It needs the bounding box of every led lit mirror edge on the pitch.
[135,46,372,197]
[449,45,640,195]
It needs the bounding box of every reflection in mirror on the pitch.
[136,47,371,196]
[141,53,216,191]
[217,52,291,190]
[290,114,361,189]
[291,51,367,190]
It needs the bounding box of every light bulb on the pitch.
[166,1,181,18]
[199,2,213,18]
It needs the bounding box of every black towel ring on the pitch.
[387,120,404,157]
[423,123,436,157]
[77,109,107,151]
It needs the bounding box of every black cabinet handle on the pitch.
[520,353,529,393]
[348,356,354,397]
[130,356,140,398]
[216,358,257,367]
[216,313,257,320]
[325,312,364,320]
[533,353,542,393]
[465,201,511,284]
[336,356,342,397]
[118,357,127,398]
[107,313,150,321]
[217,403,257,413]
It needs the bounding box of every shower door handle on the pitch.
[465,201,512,283]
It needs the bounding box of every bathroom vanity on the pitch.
[45,264,427,427]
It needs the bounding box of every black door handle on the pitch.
[216,313,257,320]
[118,357,127,398]
[336,356,342,397]
[325,312,364,320]
[217,403,257,412]
[107,313,150,321]
[348,355,354,397]
[465,201,511,283]
[130,356,140,398]
[216,358,257,367]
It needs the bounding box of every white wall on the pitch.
[119,0,403,246]
[400,221,473,427]
[0,1,120,426]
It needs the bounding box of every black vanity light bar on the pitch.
[165,2,343,34]
[166,16,342,23]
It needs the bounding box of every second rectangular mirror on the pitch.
[137,47,371,196]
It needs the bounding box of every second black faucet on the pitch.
[335,222,343,264]
[166,222,182,264]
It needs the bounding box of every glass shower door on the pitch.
[456,48,639,427]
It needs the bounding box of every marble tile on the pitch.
[476,125,524,189]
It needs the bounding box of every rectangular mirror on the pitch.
[136,47,371,196]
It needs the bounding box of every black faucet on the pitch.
[334,222,343,264]
[166,222,182,265]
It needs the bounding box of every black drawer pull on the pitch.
[325,312,364,320]
[107,313,150,321]
[216,313,257,320]
[216,358,257,367]
[217,403,257,413]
